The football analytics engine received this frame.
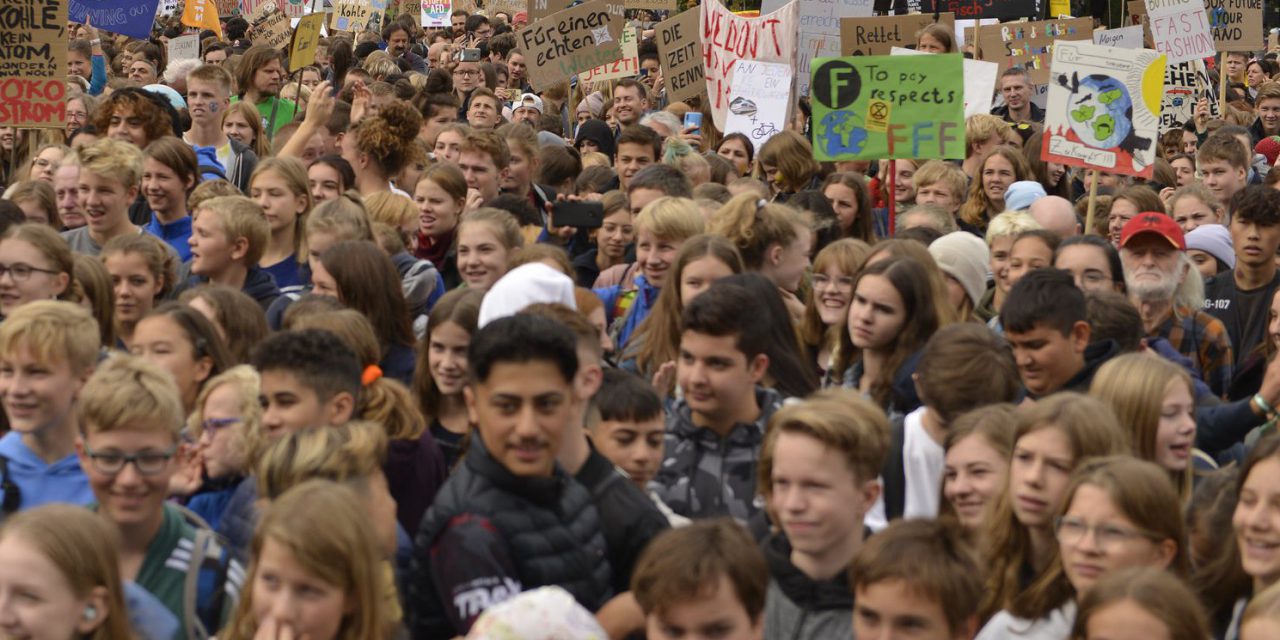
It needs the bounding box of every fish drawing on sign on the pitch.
[1057,71,1153,170]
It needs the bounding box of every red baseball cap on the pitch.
[1119,212,1185,251]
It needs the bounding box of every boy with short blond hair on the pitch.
[912,160,968,217]
[0,301,101,514]
[185,195,279,309]
[62,139,145,256]
[757,388,890,639]
[76,355,242,638]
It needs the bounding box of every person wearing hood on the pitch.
[1002,267,1119,400]
[574,118,617,162]
[653,281,784,523]
[181,195,281,311]
[758,390,889,640]
[184,64,260,193]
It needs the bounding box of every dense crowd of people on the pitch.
[4,4,1280,640]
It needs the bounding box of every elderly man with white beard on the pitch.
[1118,213,1234,398]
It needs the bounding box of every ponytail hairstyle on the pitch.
[413,288,483,420]
[707,192,811,271]
[351,102,425,179]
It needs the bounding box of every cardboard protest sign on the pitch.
[252,2,294,49]
[168,34,201,62]
[1042,41,1164,178]
[702,0,798,131]
[1205,0,1263,52]
[1094,25,1145,48]
[216,0,239,15]
[183,0,225,37]
[580,24,639,85]
[290,13,326,70]
[1161,59,1218,133]
[159,0,181,16]
[515,0,625,92]
[809,54,965,161]
[841,13,956,56]
[489,0,526,15]
[627,0,676,10]
[0,0,67,128]
[723,60,793,152]
[280,0,307,17]
[890,0,1040,21]
[70,0,160,40]
[657,8,704,105]
[529,0,572,25]
[764,0,872,97]
[421,0,450,27]
[891,47,997,118]
[976,18,1092,86]
[1145,0,1213,64]
[335,0,372,30]
[956,18,997,49]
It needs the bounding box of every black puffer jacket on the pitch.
[408,437,613,637]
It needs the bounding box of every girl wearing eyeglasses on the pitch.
[180,366,261,532]
[977,456,1188,639]
[0,224,78,320]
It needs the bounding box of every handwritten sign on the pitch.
[1093,25,1145,48]
[216,0,239,15]
[1145,0,1213,64]
[421,0,450,27]
[334,0,372,30]
[810,54,965,161]
[515,0,624,92]
[956,18,997,48]
[841,13,956,56]
[724,61,793,152]
[891,0,1040,20]
[0,0,67,128]
[281,0,307,17]
[580,24,639,85]
[69,0,160,40]
[764,0,873,97]
[290,13,325,70]
[1043,41,1164,178]
[183,0,224,37]
[702,0,798,131]
[891,47,996,117]
[253,2,294,49]
[1205,0,1263,52]
[626,0,675,10]
[657,8,704,105]
[1161,59,1218,133]
[167,34,201,62]
[976,17,1092,86]
[529,0,571,25]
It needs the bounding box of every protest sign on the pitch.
[168,34,201,62]
[69,0,160,40]
[216,0,239,15]
[515,0,625,92]
[955,18,997,49]
[291,13,326,70]
[0,0,67,128]
[159,0,181,16]
[281,0,307,17]
[975,17,1092,85]
[809,54,965,161]
[763,0,872,97]
[580,24,639,85]
[490,0,526,14]
[1205,0,1263,52]
[183,0,225,37]
[1161,59,1218,133]
[702,0,798,131]
[335,0,372,30]
[252,2,294,50]
[1093,25,1145,48]
[657,8,704,105]
[1042,40,1164,178]
[890,0,1040,21]
[891,47,996,118]
[841,13,956,56]
[529,0,572,24]
[627,0,676,10]
[1145,0,1213,64]
[421,0,449,27]
[1050,0,1071,15]
[723,61,793,152]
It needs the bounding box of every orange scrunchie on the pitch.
[361,365,383,386]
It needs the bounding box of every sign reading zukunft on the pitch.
[516,0,625,92]
[809,54,965,162]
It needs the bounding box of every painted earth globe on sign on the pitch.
[1066,74,1134,149]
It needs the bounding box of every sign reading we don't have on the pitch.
[515,0,625,92]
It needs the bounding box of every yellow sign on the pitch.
[866,99,890,132]
[291,14,325,71]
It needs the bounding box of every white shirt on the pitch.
[976,602,1076,640]
[863,407,946,531]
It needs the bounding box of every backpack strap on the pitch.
[881,416,908,522]
[176,505,237,640]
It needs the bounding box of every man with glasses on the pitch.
[76,355,242,638]
[454,50,484,120]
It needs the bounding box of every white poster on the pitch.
[763,0,872,97]
[955,18,998,48]
[1093,25,1145,49]
[723,60,792,153]
[1161,59,1219,133]
[1145,0,1214,64]
[702,0,799,131]
[890,47,998,118]
[167,33,200,61]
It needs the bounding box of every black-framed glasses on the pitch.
[0,262,60,282]
[83,446,177,476]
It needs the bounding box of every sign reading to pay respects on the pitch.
[657,8,703,106]
[976,17,1092,86]
[891,47,997,117]
[1145,0,1214,64]
[516,0,625,92]
[1205,0,1263,52]
[1,0,68,128]
[810,54,965,162]
[702,0,798,131]
[723,60,793,152]
[841,13,956,56]
[1042,41,1164,178]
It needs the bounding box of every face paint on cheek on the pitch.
[208,103,219,114]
